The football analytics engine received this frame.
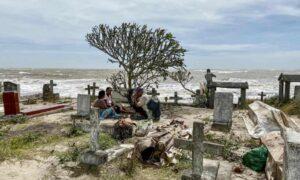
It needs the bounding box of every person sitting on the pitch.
[105,87,134,114]
[93,90,120,120]
[131,87,161,121]
[131,87,148,120]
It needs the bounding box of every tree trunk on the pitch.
[127,71,132,90]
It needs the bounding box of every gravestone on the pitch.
[43,81,59,102]
[3,92,20,115]
[170,92,183,105]
[4,81,18,92]
[294,86,300,102]
[147,88,160,97]
[258,91,267,101]
[3,81,20,100]
[174,122,224,180]
[77,94,91,116]
[91,82,99,98]
[85,85,91,95]
[283,128,300,180]
[80,109,108,165]
[212,92,233,132]
[49,80,57,92]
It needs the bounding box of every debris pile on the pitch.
[133,119,191,166]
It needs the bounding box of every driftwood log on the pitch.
[113,119,136,140]
[133,119,190,165]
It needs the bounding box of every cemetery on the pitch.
[0,69,299,180]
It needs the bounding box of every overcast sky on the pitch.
[0,0,300,69]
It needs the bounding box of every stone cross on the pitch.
[90,108,100,151]
[80,108,108,165]
[147,88,160,97]
[174,122,224,180]
[91,82,99,97]
[85,85,92,95]
[212,92,233,132]
[49,80,57,92]
[170,91,183,104]
[258,91,266,101]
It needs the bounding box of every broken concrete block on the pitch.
[80,150,108,166]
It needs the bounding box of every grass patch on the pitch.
[265,96,300,117]
[57,146,81,164]
[281,101,300,117]
[118,157,138,177]
[205,133,240,160]
[10,115,28,124]
[67,126,86,138]
[0,132,61,161]
[98,133,118,150]
[174,152,192,171]
[243,138,261,149]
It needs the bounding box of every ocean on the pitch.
[0,69,300,103]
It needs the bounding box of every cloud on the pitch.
[0,0,299,69]
[186,43,268,52]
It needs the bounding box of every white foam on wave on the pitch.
[18,71,31,75]
[2,69,299,103]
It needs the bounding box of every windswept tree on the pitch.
[86,23,193,95]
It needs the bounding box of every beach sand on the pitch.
[0,104,268,179]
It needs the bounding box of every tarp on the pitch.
[244,101,299,180]
[243,101,299,139]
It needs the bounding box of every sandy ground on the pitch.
[0,104,266,179]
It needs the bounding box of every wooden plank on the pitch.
[174,138,192,150]
[279,74,300,82]
[174,139,224,156]
[210,82,249,89]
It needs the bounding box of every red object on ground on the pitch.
[3,92,20,115]
[21,104,66,116]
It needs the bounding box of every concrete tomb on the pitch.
[3,81,19,92]
[212,92,233,132]
[294,86,300,102]
[77,94,91,117]
[3,92,20,115]
[283,128,300,180]
[278,73,300,102]
[3,81,20,100]
[205,69,248,108]
[174,122,225,180]
[80,108,108,165]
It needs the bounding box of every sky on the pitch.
[0,0,300,70]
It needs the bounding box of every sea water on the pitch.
[0,69,299,103]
